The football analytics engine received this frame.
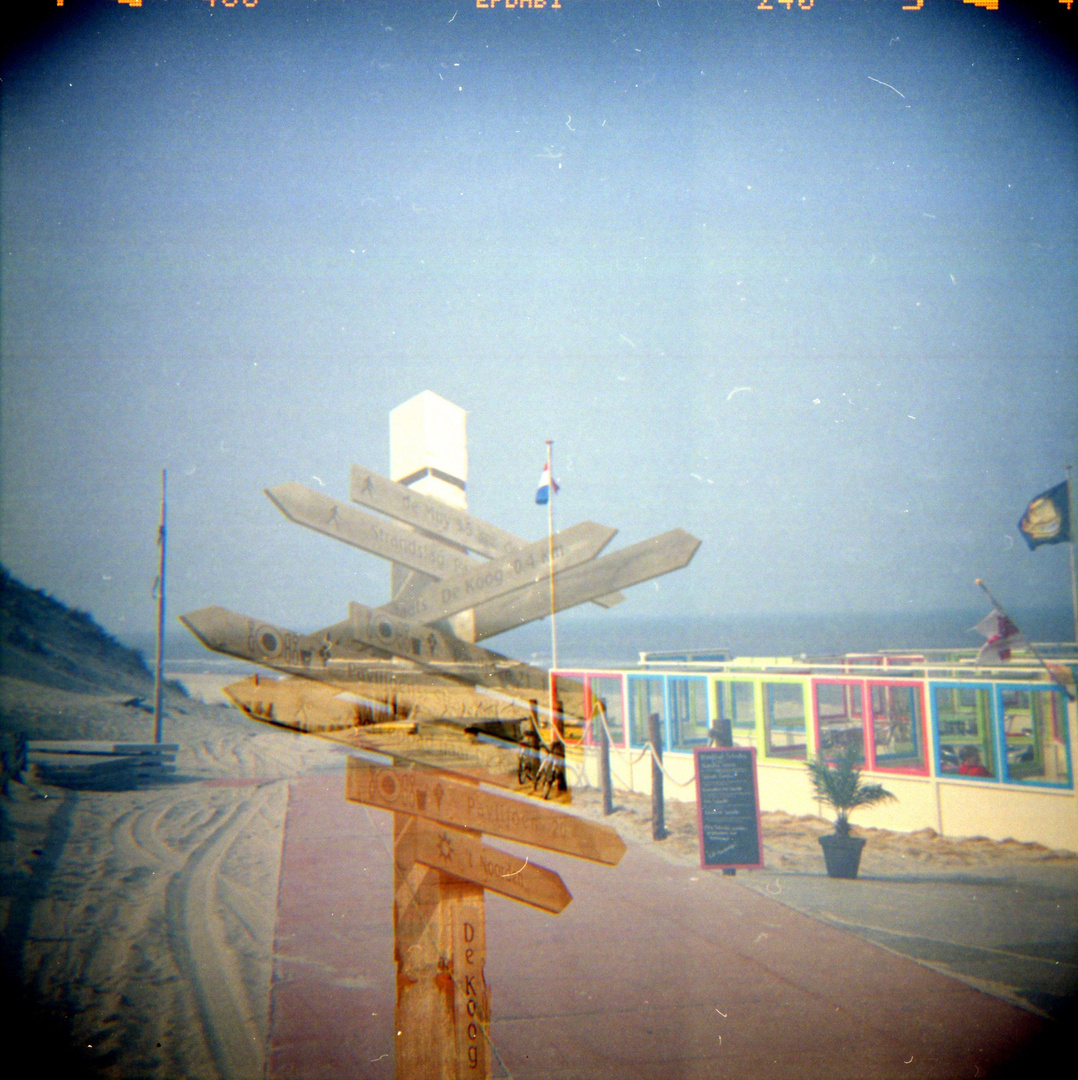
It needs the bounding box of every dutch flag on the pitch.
[536,461,559,505]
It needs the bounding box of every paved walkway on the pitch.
[268,768,1057,1079]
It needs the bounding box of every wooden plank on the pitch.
[347,759,626,865]
[179,606,374,676]
[266,482,478,580]
[349,601,550,693]
[392,812,461,1079]
[471,529,701,639]
[414,819,572,914]
[27,741,179,755]
[447,876,491,1078]
[350,464,625,608]
[381,521,616,625]
[351,464,523,560]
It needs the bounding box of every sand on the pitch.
[1,678,348,1079]
[2,678,1075,1078]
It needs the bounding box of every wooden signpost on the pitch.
[346,758,625,1079]
[693,747,765,870]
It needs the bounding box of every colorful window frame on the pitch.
[931,682,1000,782]
[867,680,928,775]
[813,679,866,765]
[997,684,1073,788]
[628,674,667,751]
[582,672,627,749]
[713,678,758,749]
[761,679,810,762]
[812,678,929,776]
[669,676,710,750]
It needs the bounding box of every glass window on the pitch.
[934,686,995,779]
[763,682,807,761]
[589,676,625,748]
[814,681,864,764]
[628,676,665,749]
[715,680,756,747]
[870,684,925,772]
[669,677,709,750]
[1001,688,1072,786]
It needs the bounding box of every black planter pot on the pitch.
[818,833,866,879]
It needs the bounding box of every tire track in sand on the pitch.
[166,783,281,1080]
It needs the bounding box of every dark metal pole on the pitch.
[153,469,167,744]
[649,711,666,840]
[597,699,613,816]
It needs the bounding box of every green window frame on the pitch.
[814,680,865,764]
[715,680,757,748]
[869,683,926,773]
[763,681,807,761]
[933,685,997,780]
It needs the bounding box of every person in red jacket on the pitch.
[958,745,991,777]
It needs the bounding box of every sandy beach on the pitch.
[2,673,1076,1078]
[1,675,348,1078]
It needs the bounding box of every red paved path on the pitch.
[268,769,1046,1079]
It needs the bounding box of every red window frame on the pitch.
[811,677,930,776]
[865,679,930,776]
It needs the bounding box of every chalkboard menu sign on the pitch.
[693,748,764,869]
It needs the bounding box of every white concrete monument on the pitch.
[390,391,468,511]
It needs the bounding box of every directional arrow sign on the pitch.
[349,601,550,692]
[472,528,702,640]
[347,759,626,865]
[179,606,372,676]
[351,464,625,610]
[412,819,572,914]
[382,521,617,624]
[351,465,522,560]
[266,483,476,581]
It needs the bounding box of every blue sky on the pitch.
[1,0,1075,644]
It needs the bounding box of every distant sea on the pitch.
[136,607,1074,675]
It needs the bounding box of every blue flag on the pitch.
[1018,481,1071,549]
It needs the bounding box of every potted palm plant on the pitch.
[806,745,895,879]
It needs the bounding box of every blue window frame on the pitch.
[669,676,709,750]
[998,685,1073,788]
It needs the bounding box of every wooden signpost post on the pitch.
[346,758,625,1079]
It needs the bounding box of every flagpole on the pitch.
[1066,465,1077,644]
[975,578,1075,701]
[153,469,167,744]
[546,440,558,675]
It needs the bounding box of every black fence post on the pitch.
[649,711,667,840]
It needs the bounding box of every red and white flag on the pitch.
[973,609,1023,665]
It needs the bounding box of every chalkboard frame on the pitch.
[693,747,764,870]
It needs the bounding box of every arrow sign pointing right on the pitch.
[412,819,572,914]
[381,521,617,624]
[347,759,626,865]
[471,528,702,640]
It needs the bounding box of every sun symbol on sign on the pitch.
[437,832,454,862]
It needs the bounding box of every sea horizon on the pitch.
[142,605,1075,675]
